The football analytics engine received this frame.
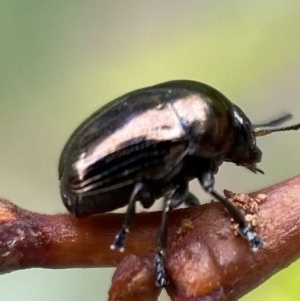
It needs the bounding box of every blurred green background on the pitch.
[1,1,300,300]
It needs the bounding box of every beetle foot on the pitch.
[155,252,168,287]
[239,226,264,251]
[110,227,129,252]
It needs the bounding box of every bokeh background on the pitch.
[1,1,300,300]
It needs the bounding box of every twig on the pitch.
[1,175,300,301]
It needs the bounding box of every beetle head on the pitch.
[226,105,263,174]
[227,107,300,173]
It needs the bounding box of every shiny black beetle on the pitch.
[59,80,300,287]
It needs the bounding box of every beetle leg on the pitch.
[198,169,264,250]
[184,191,200,206]
[110,182,143,252]
[156,181,188,287]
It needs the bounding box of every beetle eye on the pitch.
[251,133,256,146]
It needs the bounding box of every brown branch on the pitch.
[1,175,300,301]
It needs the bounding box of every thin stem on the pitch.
[1,175,300,301]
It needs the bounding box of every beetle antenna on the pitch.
[253,113,292,128]
[255,123,300,137]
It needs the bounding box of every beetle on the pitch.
[59,80,300,287]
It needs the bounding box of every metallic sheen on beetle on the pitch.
[59,80,300,287]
